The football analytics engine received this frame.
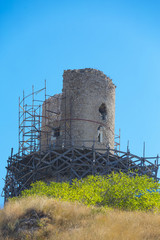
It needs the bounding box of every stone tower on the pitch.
[60,68,116,149]
[41,68,115,150]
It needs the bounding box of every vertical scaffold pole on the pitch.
[22,90,25,155]
[70,97,72,145]
[65,90,67,144]
[18,96,20,154]
[45,80,46,125]
[142,142,145,167]
[119,128,121,152]
[31,85,34,152]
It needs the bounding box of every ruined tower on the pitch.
[4,68,159,202]
[60,68,115,149]
[41,68,115,150]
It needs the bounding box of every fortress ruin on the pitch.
[41,69,115,150]
[3,68,159,202]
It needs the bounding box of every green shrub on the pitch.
[20,172,160,211]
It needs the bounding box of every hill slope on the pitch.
[0,196,160,240]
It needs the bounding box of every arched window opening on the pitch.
[97,126,103,143]
[99,103,107,121]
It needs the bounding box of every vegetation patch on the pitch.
[1,196,160,240]
[1,173,160,239]
[0,197,91,240]
[20,172,160,211]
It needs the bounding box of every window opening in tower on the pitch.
[98,126,103,143]
[99,103,107,121]
[51,127,60,140]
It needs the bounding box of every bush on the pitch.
[20,172,160,211]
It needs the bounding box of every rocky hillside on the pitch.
[0,196,160,240]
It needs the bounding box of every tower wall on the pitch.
[60,68,115,149]
[41,94,62,150]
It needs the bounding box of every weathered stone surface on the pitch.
[61,68,115,149]
[42,68,115,150]
[41,94,62,150]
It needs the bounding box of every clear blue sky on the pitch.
[0,0,160,206]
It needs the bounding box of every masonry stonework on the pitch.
[41,94,62,150]
[60,68,115,149]
[42,68,116,150]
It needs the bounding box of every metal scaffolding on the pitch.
[3,144,159,202]
[18,82,64,155]
[2,84,160,203]
[18,83,46,155]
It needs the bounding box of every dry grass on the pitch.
[1,196,160,240]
